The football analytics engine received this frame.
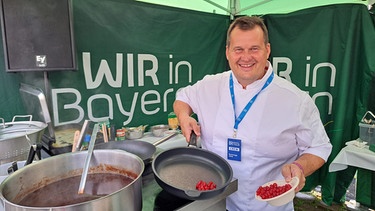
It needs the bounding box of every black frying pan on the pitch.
[94,132,178,163]
[94,140,155,163]
[152,132,233,200]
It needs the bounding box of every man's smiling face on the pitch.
[226,26,271,88]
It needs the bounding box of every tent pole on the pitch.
[229,0,237,20]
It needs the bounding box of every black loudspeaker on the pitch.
[0,0,76,72]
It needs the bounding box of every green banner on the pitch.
[47,0,229,128]
[264,4,375,205]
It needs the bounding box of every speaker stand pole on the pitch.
[43,71,50,102]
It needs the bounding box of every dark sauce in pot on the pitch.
[18,173,134,207]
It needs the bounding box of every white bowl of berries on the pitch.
[255,177,299,206]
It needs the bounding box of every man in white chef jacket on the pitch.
[173,16,332,211]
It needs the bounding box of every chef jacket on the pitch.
[175,62,332,211]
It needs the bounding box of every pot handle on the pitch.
[25,143,42,166]
[12,115,33,122]
[25,145,36,165]
[7,161,18,174]
[0,118,4,129]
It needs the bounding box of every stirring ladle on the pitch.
[78,123,99,194]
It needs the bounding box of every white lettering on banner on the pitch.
[304,56,336,87]
[127,54,134,87]
[312,92,333,114]
[52,88,177,126]
[273,57,292,82]
[163,88,174,112]
[311,63,336,87]
[141,90,160,115]
[169,54,193,84]
[272,56,336,116]
[138,54,158,86]
[83,53,160,89]
[53,52,194,126]
[52,52,337,126]
[116,93,137,125]
[83,52,123,89]
[82,52,193,89]
[52,88,84,126]
[305,56,311,87]
[87,94,113,122]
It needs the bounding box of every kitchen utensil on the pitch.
[152,132,233,200]
[71,130,80,152]
[94,132,178,164]
[124,125,147,139]
[150,124,169,137]
[74,120,90,152]
[0,149,144,211]
[255,177,299,206]
[78,123,99,194]
[102,124,109,143]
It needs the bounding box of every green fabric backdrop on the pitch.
[264,4,375,205]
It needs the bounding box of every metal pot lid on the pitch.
[0,116,47,141]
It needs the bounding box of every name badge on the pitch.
[227,138,241,161]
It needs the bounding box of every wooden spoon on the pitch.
[72,130,80,152]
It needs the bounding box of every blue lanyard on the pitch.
[229,71,274,138]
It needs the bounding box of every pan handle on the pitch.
[188,131,198,147]
[184,189,202,198]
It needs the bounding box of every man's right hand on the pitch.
[173,100,201,142]
[179,116,201,143]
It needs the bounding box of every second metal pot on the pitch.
[0,115,47,164]
[0,149,144,211]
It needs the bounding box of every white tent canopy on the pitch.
[137,0,371,18]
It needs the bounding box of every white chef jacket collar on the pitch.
[231,61,273,90]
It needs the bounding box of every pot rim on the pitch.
[0,149,144,209]
[0,120,47,141]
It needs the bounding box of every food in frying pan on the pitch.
[195,180,217,191]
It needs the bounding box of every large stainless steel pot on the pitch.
[0,115,47,164]
[0,149,144,211]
